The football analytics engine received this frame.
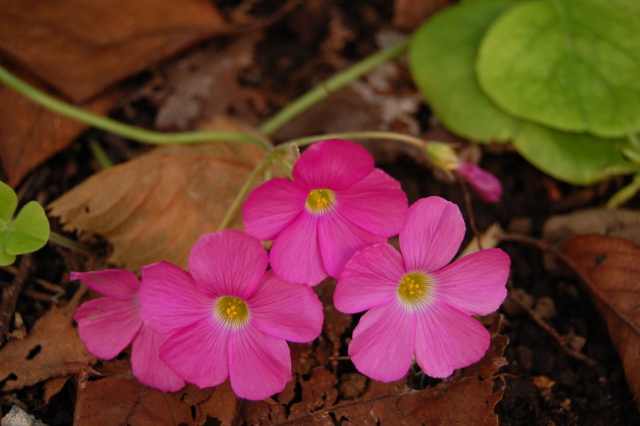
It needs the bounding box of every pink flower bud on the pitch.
[455,162,502,203]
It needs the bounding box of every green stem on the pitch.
[88,136,113,169]
[259,39,409,136]
[281,131,427,150]
[607,173,640,208]
[48,231,92,256]
[0,65,271,152]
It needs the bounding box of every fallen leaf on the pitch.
[0,0,228,103]
[48,142,266,271]
[393,0,453,30]
[543,207,640,272]
[559,234,640,410]
[152,33,263,131]
[0,65,120,187]
[0,287,96,391]
[74,376,193,426]
[180,383,238,426]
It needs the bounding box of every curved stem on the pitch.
[48,231,92,256]
[0,65,271,152]
[259,39,409,136]
[281,131,427,150]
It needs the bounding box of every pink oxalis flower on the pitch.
[334,196,510,381]
[455,162,502,203]
[139,229,324,400]
[72,269,185,392]
[243,139,408,285]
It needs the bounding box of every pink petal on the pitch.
[337,168,408,237]
[270,212,327,285]
[140,261,214,337]
[399,197,466,272]
[131,324,185,392]
[249,271,323,342]
[293,140,374,190]
[433,248,510,316]
[228,323,291,400]
[188,230,268,299]
[456,163,502,203]
[74,297,141,359]
[334,243,404,314]
[348,303,415,382]
[414,302,490,378]
[317,212,386,279]
[70,269,139,299]
[160,317,230,389]
[242,178,307,241]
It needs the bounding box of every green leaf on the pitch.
[409,0,522,143]
[0,230,16,266]
[5,201,50,255]
[513,124,636,185]
[0,181,17,223]
[476,0,640,137]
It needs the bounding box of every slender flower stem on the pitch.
[0,65,271,152]
[48,231,92,256]
[259,39,409,136]
[282,131,427,150]
[88,136,113,169]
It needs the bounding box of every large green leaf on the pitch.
[0,181,17,223]
[409,0,522,143]
[513,124,636,185]
[476,0,640,137]
[5,201,50,255]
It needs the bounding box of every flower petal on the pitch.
[74,297,141,359]
[70,269,139,299]
[131,324,185,392]
[433,248,510,316]
[249,271,323,342]
[270,212,327,285]
[348,303,415,382]
[140,261,213,337]
[242,178,306,241]
[414,302,490,378]
[334,243,404,314]
[189,230,268,299]
[399,197,465,272]
[337,168,408,237]
[456,163,502,203]
[317,212,386,278]
[293,140,374,190]
[160,317,230,389]
[229,324,291,400]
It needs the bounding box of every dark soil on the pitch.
[1,0,639,424]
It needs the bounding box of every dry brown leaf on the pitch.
[49,142,266,271]
[241,334,508,425]
[393,0,453,30]
[0,66,120,187]
[180,383,238,425]
[0,288,96,391]
[559,234,640,410]
[74,376,193,426]
[0,0,228,103]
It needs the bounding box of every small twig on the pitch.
[1,265,66,295]
[501,233,597,366]
[457,176,482,248]
[0,256,31,344]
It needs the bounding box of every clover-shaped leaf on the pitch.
[0,182,50,266]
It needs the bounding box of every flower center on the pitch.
[215,296,249,328]
[397,272,432,307]
[305,189,335,214]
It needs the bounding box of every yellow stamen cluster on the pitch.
[306,189,335,214]
[397,272,432,307]
[215,296,249,327]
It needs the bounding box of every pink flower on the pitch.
[334,196,509,381]
[72,270,185,392]
[242,139,408,286]
[139,229,324,400]
[455,162,502,203]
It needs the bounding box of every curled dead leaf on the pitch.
[49,142,266,271]
[559,234,640,410]
[0,287,95,391]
